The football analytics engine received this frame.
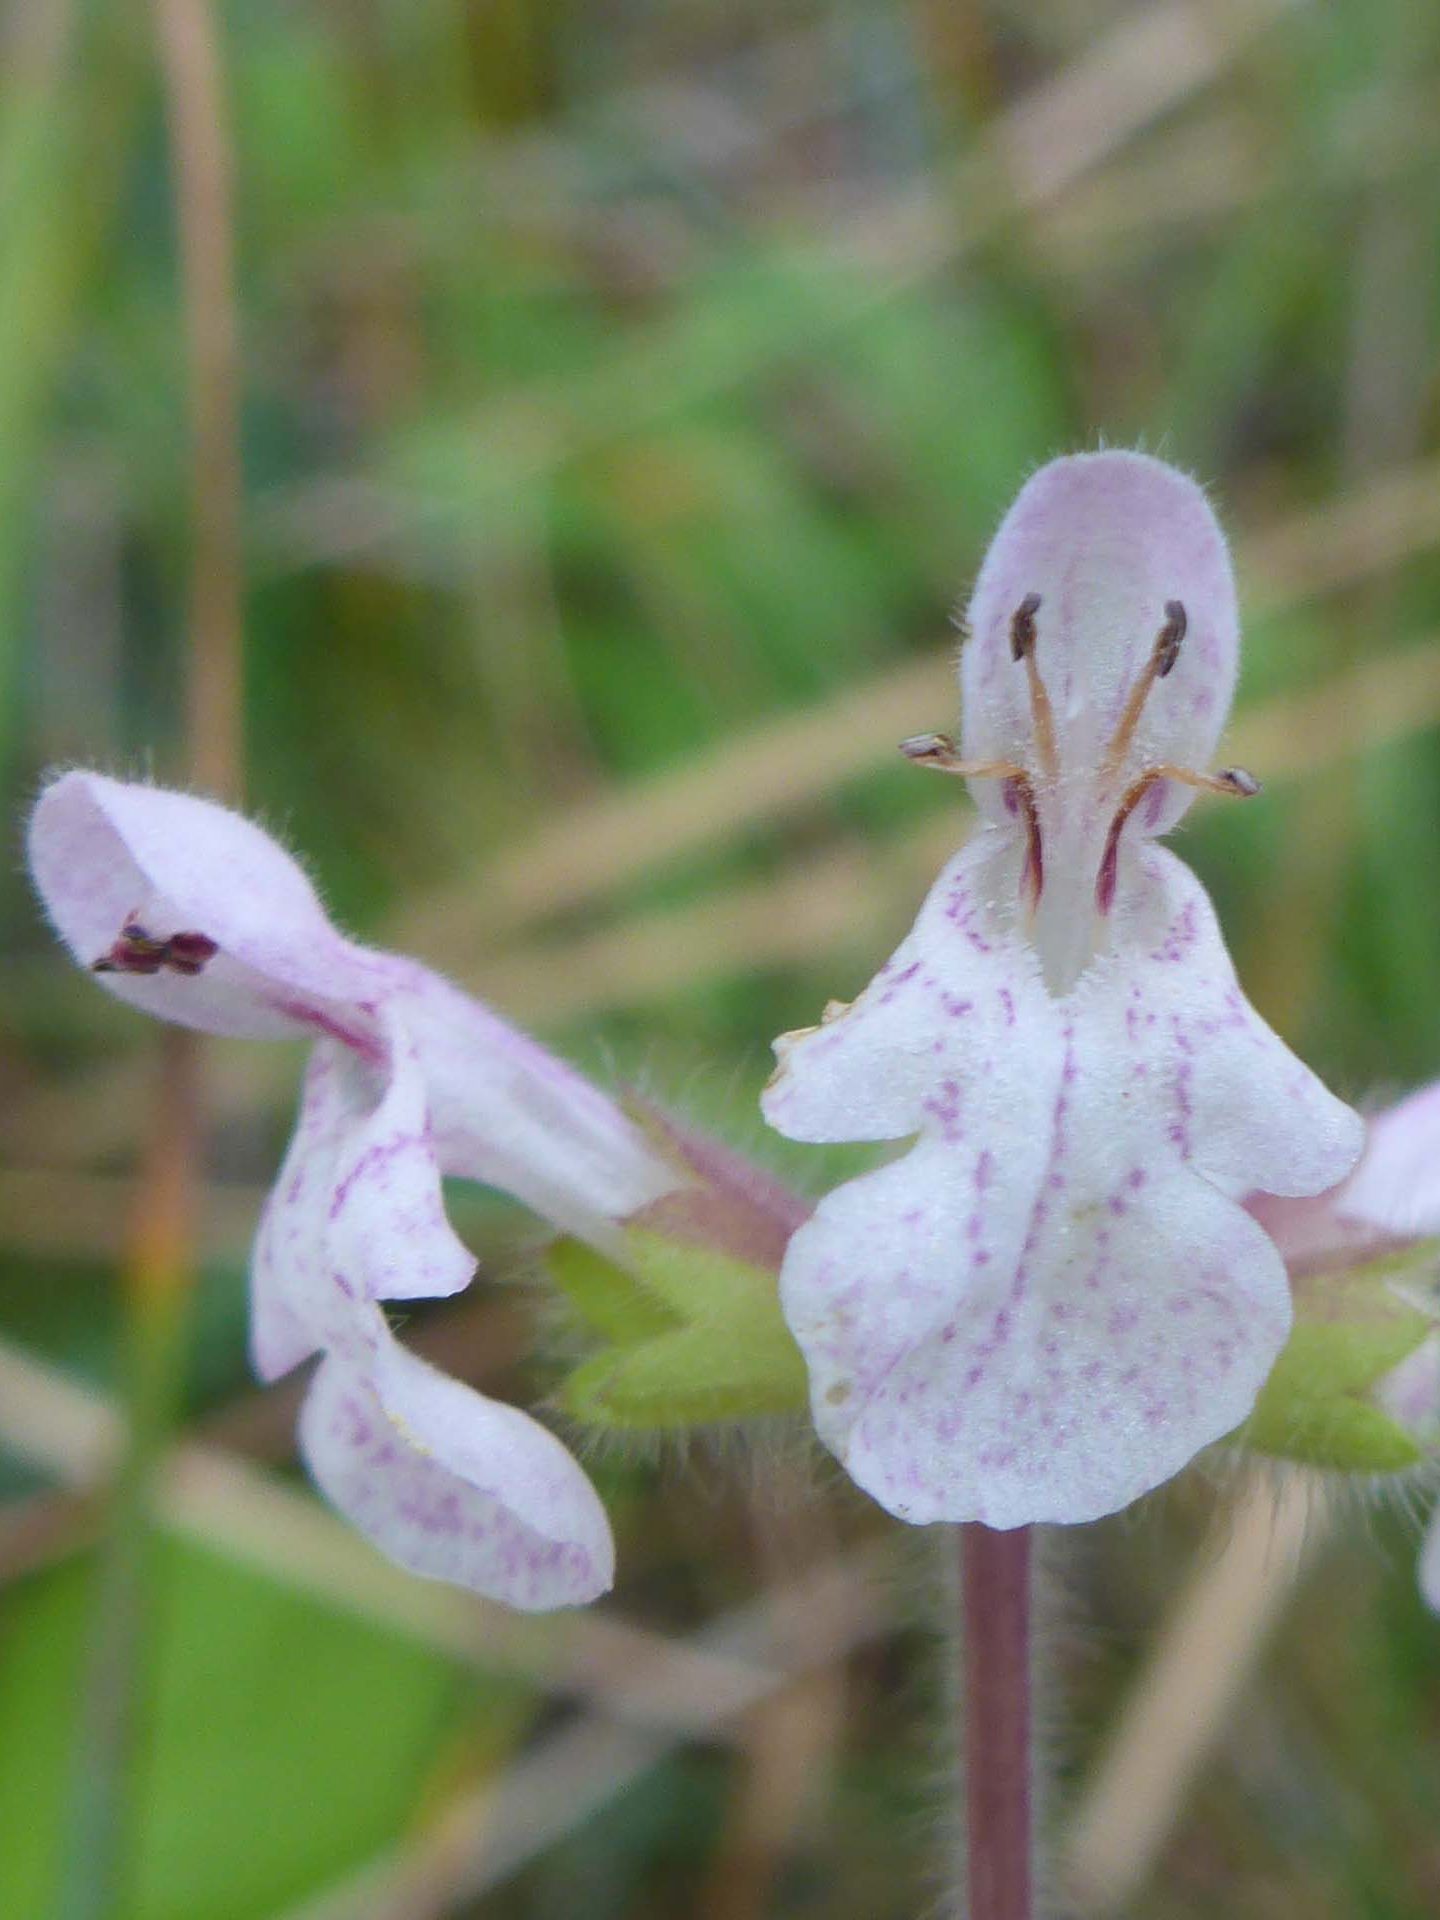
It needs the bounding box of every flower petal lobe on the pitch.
[300,1343,614,1608]
[766,837,1361,1525]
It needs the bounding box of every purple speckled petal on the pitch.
[788,1140,1289,1527]
[251,1021,477,1383]
[393,966,677,1242]
[761,850,1045,1145]
[252,1043,368,1380]
[300,1337,614,1607]
[325,1011,476,1303]
[1098,849,1362,1203]
[27,770,385,1039]
[766,834,1362,1527]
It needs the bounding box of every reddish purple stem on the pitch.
[962,1522,1033,1920]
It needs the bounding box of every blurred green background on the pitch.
[5,0,1440,1914]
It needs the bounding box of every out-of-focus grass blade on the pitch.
[397,462,1440,962]
[465,635,1440,1024]
[0,1,143,783]
[261,0,1298,579]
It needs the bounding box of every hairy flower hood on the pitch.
[763,452,1363,1529]
[29,771,679,1608]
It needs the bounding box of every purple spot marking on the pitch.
[274,999,387,1064]
[328,1133,425,1222]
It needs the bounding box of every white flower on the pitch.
[29,772,678,1608]
[762,452,1362,1528]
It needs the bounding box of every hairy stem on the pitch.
[961,1522,1034,1920]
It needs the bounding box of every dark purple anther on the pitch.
[1155,600,1187,678]
[1009,591,1041,662]
[92,921,218,977]
[164,930,220,975]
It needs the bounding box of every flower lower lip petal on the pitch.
[300,1345,614,1609]
[765,835,1360,1526]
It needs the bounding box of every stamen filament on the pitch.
[1009,593,1059,784]
[1101,600,1188,783]
[899,733,1024,781]
[1096,761,1260,914]
[1008,772,1044,914]
[898,735,1041,913]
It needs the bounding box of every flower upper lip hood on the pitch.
[31,770,381,1039]
[29,771,672,1244]
[28,769,680,1609]
[763,452,1364,1532]
[961,451,1238,839]
[954,450,1254,999]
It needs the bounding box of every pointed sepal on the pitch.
[549,1227,807,1428]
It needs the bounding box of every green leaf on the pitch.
[0,1538,484,1920]
[1240,1259,1437,1472]
[550,1228,807,1429]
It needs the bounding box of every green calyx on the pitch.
[1239,1249,1440,1471]
[548,1227,809,1429]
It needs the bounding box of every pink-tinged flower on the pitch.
[28,771,678,1608]
[1248,1083,1440,1282]
[1252,1083,1440,1603]
[762,452,1363,1529]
